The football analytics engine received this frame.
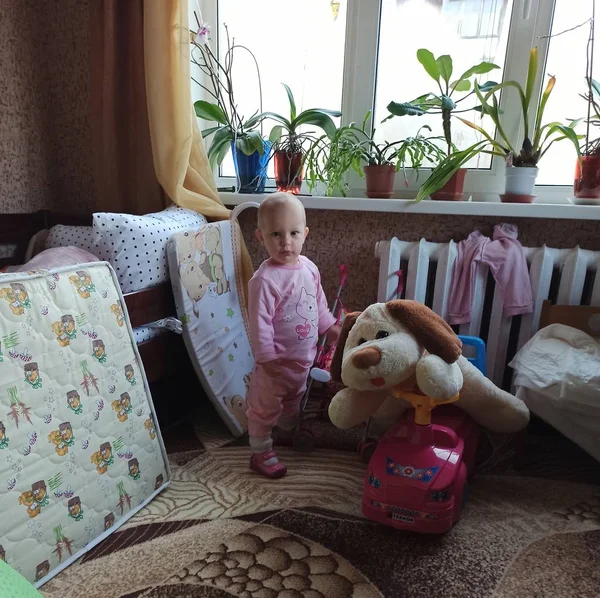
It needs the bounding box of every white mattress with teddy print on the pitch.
[0,262,170,588]
[168,220,254,437]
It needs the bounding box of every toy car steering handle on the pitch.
[391,388,459,426]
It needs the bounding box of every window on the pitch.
[538,0,599,186]
[195,0,595,200]
[201,0,347,179]
[374,0,513,169]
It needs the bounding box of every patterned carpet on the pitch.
[40,399,600,598]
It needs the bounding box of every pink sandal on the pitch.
[249,449,287,479]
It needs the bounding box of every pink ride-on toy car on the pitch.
[362,336,485,534]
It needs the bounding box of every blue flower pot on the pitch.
[231,140,271,194]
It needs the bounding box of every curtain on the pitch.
[143,0,253,291]
[90,0,166,214]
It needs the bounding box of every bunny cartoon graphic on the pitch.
[295,288,318,340]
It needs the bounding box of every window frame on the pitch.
[196,0,576,201]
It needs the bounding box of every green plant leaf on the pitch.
[294,110,339,138]
[246,111,292,131]
[591,78,600,99]
[194,100,228,125]
[457,61,499,82]
[456,116,507,154]
[207,126,233,168]
[282,83,297,122]
[269,125,285,144]
[201,126,221,139]
[476,80,499,92]
[386,101,427,118]
[415,142,485,202]
[525,47,539,112]
[235,131,265,156]
[451,79,471,92]
[533,75,556,149]
[436,55,453,84]
[417,49,441,83]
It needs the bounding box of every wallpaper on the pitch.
[236,208,600,311]
[0,0,94,214]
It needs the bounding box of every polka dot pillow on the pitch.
[91,205,207,293]
[46,225,96,254]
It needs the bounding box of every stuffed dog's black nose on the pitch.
[352,347,382,369]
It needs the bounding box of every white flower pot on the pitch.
[504,166,538,196]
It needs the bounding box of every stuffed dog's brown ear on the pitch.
[330,312,361,383]
[386,300,462,364]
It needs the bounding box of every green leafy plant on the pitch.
[385,49,500,156]
[459,47,581,167]
[248,83,342,154]
[306,113,447,196]
[190,17,267,167]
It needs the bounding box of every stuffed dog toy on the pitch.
[328,300,530,436]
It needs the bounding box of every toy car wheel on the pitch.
[293,428,316,452]
[358,439,378,463]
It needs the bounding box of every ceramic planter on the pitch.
[574,155,600,198]
[364,165,396,199]
[231,140,271,194]
[430,168,466,201]
[503,166,538,201]
[274,150,304,194]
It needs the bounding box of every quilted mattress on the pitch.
[168,221,254,437]
[0,262,170,588]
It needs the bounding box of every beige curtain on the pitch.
[143,0,253,289]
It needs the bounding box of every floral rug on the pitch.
[41,402,600,598]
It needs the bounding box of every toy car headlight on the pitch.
[431,489,450,501]
[368,473,381,489]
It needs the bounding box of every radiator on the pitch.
[375,238,600,388]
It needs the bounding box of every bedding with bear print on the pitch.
[167,221,254,437]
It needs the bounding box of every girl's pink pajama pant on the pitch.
[246,359,312,438]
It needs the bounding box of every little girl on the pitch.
[246,192,340,478]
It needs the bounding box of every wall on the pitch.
[0,0,94,214]
[237,209,600,310]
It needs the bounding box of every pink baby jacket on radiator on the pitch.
[448,223,533,325]
[247,256,336,364]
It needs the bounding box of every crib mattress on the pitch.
[0,263,170,588]
[168,222,254,437]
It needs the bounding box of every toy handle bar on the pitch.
[391,388,459,426]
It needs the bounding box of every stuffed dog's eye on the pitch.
[376,330,389,340]
[358,338,367,346]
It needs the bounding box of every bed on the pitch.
[510,301,600,463]
[0,209,202,426]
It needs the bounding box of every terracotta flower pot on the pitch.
[430,168,466,201]
[364,165,396,199]
[274,150,304,194]
[574,155,600,198]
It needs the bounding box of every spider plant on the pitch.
[306,113,447,197]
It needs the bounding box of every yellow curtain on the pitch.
[143,0,253,291]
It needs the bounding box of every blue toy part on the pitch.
[457,335,486,376]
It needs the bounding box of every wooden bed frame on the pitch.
[0,210,200,423]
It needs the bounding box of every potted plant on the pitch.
[385,49,500,200]
[574,11,600,200]
[190,19,270,193]
[459,47,581,202]
[306,113,446,198]
[247,84,341,194]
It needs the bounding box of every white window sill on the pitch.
[221,192,600,221]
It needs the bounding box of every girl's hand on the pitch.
[325,324,341,347]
